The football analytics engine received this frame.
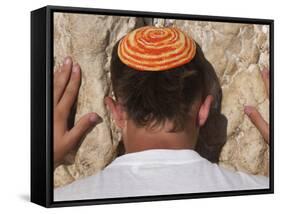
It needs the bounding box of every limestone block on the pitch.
[220,64,269,175]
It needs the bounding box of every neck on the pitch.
[123,120,198,154]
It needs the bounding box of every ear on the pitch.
[197,95,214,127]
[104,96,126,129]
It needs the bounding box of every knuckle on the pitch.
[54,83,64,93]
[70,74,81,84]
[64,87,77,97]
[55,106,67,119]
[54,74,66,88]
[65,81,80,96]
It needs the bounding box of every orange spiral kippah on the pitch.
[117,26,196,71]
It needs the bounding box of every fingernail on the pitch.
[73,63,80,73]
[90,114,103,124]
[244,105,253,115]
[64,57,71,65]
[262,68,269,76]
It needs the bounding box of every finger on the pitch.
[54,57,73,106]
[261,68,269,96]
[57,63,81,117]
[244,106,269,144]
[65,113,103,149]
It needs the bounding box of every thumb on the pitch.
[244,105,269,144]
[66,113,103,148]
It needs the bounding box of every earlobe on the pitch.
[198,95,213,127]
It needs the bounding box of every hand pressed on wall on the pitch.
[244,68,270,144]
[53,56,103,169]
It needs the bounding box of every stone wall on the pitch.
[53,13,269,187]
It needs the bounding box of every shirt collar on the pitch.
[107,149,204,167]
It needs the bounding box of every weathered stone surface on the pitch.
[54,14,270,187]
[155,19,269,176]
[219,64,269,175]
[53,13,145,187]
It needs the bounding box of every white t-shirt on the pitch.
[54,149,269,201]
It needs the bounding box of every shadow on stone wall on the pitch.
[194,44,228,163]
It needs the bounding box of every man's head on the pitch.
[105,28,213,152]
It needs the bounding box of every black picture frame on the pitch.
[31,5,274,208]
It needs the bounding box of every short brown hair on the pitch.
[110,39,206,132]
